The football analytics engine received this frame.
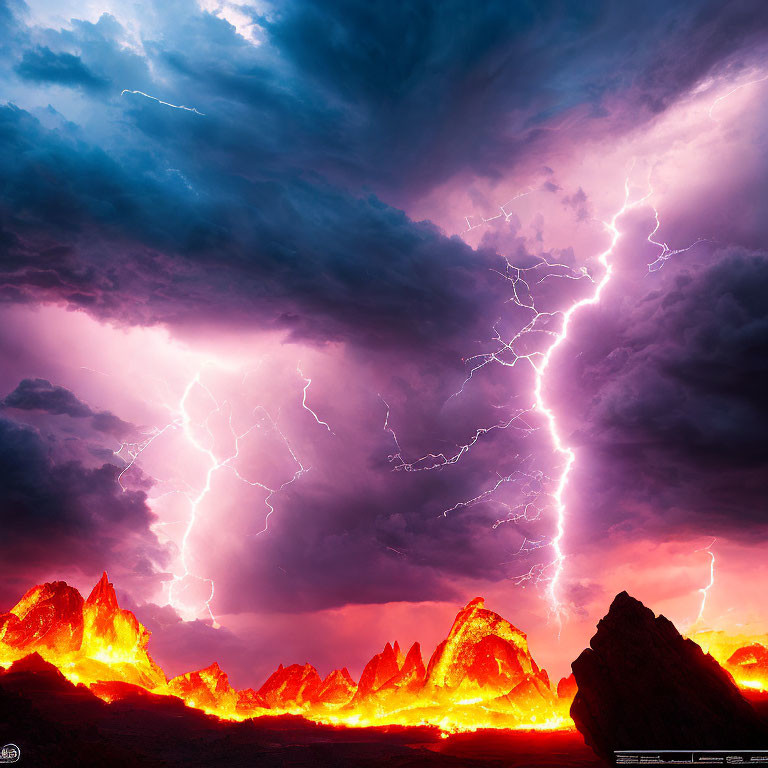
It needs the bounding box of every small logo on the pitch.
[0,744,20,764]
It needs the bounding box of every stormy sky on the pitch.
[1,0,768,686]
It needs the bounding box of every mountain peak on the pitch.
[353,641,403,702]
[572,592,768,760]
[4,581,84,653]
[317,667,357,705]
[85,572,117,609]
[0,575,572,730]
[257,662,323,708]
[426,596,534,691]
[168,662,238,713]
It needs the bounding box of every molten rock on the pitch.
[80,572,165,688]
[257,662,323,709]
[352,641,402,703]
[379,642,426,693]
[727,644,768,688]
[1,577,572,731]
[557,673,577,702]
[0,573,165,690]
[317,668,356,705]
[168,661,240,714]
[426,597,549,699]
[0,581,84,654]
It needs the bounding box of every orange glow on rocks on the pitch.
[0,574,575,731]
[688,630,768,693]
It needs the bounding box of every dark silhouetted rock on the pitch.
[571,592,768,762]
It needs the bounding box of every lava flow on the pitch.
[0,573,574,732]
[688,630,768,693]
[3,574,765,733]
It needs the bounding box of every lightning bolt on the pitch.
[169,371,228,623]
[115,422,181,491]
[463,188,535,232]
[708,72,768,120]
[641,165,709,273]
[297,363,334,434]
[449,256,593,401]
[534,172,661,619]
[121,89,206,116]
[234,407,308,537]
[379,173,656,622]
[695,537,717,625]
[169,370,310,617]
[380,393,535,473]
[439,168,661,623]
[377,247,591,483]
[646,212,708,272]
[646,73,768,272]
[448,151,720,624]
[114,364,309,623]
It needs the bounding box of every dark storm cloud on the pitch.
[209,401,550,614]
[0,416,167,603]
[0,102,505,350]
[2,378,133,437]
[15,47,110,92]
[265,0,768,191]
[595,252,768,463]
[0,0,767,619]
[564,247,768,541]
[3,377,92,417]
[1,0,767,352]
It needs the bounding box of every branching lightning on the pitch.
[115,422,180,491]
[447,73,760,619]
[380,393,535,473]
[379,165,713,624]
[414,170,671,622]
[449,256,593,400]
[533,172,657,618]
[463,189,535,232]
[114,364,310,622]
[642,73,767,272]
[646,210,708,272]
[378,179,649,620]
[641,166,709,273]
[441,467,542,517]
[233,407,308,537]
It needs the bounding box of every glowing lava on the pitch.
[688,629,768,693]
[0,574,574,732]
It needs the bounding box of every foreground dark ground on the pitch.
[0,655,602,767]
